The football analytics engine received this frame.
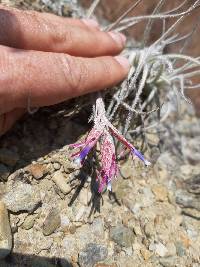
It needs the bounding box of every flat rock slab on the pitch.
[2,182,41,213]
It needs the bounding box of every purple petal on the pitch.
[74,145,92,165]
[132,148,151,166]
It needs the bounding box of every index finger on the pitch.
[0,46,130,114]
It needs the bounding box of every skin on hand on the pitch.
[0,5,130,135]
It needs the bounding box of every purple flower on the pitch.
[70,128,102,165]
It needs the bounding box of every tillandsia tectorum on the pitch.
[70,97,150,193]
[70,0,200,192]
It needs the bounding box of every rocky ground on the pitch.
[0,1,200,267]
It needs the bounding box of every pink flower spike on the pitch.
[71,128,102,166]
[98,131,118,192]
[108,123,150,166]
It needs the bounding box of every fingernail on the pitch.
[82,18,100,29]
[115,56,130,71]
[108,31,126,47]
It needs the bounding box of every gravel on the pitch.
[0,1,199,267]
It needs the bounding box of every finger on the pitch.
[42,13,100,30]
[0,5,126,57]
[0,46,130,113]
[0,108,25,136]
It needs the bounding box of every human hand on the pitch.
[0,5,129,135]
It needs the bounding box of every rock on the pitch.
[181,137,200,164]
[21,214,38,230]
[62,235,77,257]
[166,242,177,256]
[180,165,194,179]
[175,242,185,257]
[129,219,142,236]
[152,184,168,202]
[120,161,134,179]
[146,132,160,146]
[149,242,168,257]
[53,162,61,170]
[159,257,177,267]
[144,222,155,238]
[0,148,19,167]
[0,201,12,259]
[110,225,135,247]
[60,214,70,230]
[28,163,48,180]
[91,218,104,239]
[0,164,10,181]
[155,243,168,257]
[78,243,108,267]
[75,224,96,249]
[157,152,181,172]
[185,175,200,194]
[140,248,152,261]
[176,189,200,211]
[43,208,61,236]
[2,182,41,213]
[52,171,71,194]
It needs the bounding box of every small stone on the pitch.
[110,225,135,247]
[0,201,12,259]
[140,248,152,261]
[166,242,176,256]
[69,224,77,234]
[152,184,168,202]
[157,152,181,172]
[120,161,134,179]
[180,165,194,177]
[146,132,160,146]
[60,214,70,230]
[21,214,38,230]
[175,242,185,257]
[0,164,10,181]
[62,235,77,256]
[78,243,108,267]
[159,257,177,267]
[149,242,168,257]
[91,218,104,239]
[144,222,155,238]
[28,163,48,180]
[53,162,61,170]
[64,160,79,173]
[43,208,61,236]
[52,171,71,194]
[180,233,191,248]
[3,182,41,213]
[0,148,19,167]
